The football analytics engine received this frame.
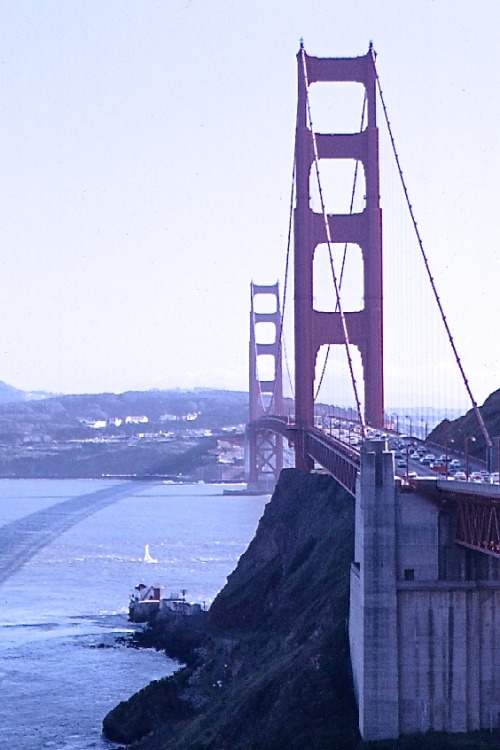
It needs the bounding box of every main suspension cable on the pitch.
[371,49,492,449]
[300,46,366,437]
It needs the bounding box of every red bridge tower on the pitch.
[247,282,284,490]
[294,45,384,468]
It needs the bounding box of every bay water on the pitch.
[0,479,269,749]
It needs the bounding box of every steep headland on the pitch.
[103,469,360,749]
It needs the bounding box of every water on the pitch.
[0,479,269,749]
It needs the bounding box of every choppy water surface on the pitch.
[0,479,269,749]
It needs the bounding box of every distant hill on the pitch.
[0,380,53,404]
[0,388,249,479]
[0,381,28,404]
[0,387,249,439]
[428,387,500,462]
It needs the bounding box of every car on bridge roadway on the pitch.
[430,461,447,473]
[470,472,484,483]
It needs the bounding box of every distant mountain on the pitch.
[0,381,28,404]
[0,381,53,404]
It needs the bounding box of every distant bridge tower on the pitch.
[247,282,284,491]
[294,45,384,469]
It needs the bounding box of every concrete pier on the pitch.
[349,440,399,739]
[349,440,500,740]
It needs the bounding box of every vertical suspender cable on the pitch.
[371,52,492,450]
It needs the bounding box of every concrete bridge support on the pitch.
[350,440,500,741]
[349,440,399,739]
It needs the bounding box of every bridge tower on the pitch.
[247,282,284,491]
[294,45,383,468]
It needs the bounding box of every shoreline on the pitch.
[102,469,360,749]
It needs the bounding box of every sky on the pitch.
[0,0,499,410]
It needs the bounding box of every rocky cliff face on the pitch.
[103,469,359,749]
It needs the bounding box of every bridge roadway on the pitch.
[252,415,360,495]
[252,416,500,557]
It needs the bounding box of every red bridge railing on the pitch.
[251,416,360,496]
[412,480,500,558]
[455,497,500,556]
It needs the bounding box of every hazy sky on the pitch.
[1,0,499,409]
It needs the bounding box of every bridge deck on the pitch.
[252,417,500,556]
[412,477,500,557]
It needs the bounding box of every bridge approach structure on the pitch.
[351,440,500,740]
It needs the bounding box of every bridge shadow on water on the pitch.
[0,481,149,586]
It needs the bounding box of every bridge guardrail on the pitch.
[250,416,360,496]
[305,428,360,496]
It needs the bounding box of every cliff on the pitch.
[103,469,360,749]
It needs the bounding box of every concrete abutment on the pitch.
[349,440,500,740]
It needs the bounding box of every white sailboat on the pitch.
[143,544,157,563]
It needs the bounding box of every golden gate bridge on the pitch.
[246,43,500,557]
[244,45,500,741]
